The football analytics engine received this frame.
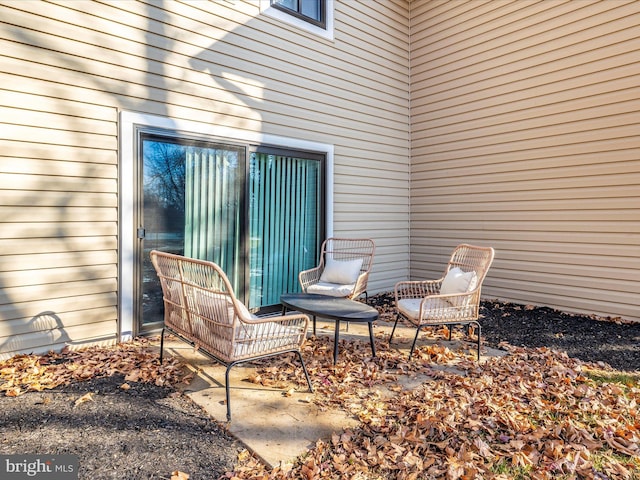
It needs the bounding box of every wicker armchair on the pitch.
[299,237,375,302]
[389,244,495,360]
[150,250,313,421]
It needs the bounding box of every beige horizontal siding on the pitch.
[0,0,410,357]
[0,306,116,338]
[0,318,118,361]
[0,176,116,194]
[1,141,114,167]
[1,160,116,180]
[0,251,118,273]
[0,3,409,142]
[1,222,116,239]
[410,0,640,322]
[0,294,117,324]
[1,265,117,289]
[0,0,119,357]
[1,191,116,209]
[0,279,117,309]
[0,292,118,361]
[0,233,117,253]
[0,3,408,124]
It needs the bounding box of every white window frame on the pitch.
[260,0,334,41]
[119,111,334,340]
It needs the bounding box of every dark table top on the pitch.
[280,293,379,323]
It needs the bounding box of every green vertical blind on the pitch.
[248,153,322,309]
[184,145,244,292]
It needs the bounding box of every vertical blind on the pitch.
[181,146,322,310]
[248,153,322,309]
[184,145,244,292]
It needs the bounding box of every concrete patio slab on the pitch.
[161,318,506,469]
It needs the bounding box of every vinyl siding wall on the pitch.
[409,0,640,322]
[0,0,410,357]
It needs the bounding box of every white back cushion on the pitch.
[320,257,363,285]
[440,267,478,295]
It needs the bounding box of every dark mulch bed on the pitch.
[0,374,244,480]
[479,298,639,372]
[1,295,638,479]
[367,293,639,373]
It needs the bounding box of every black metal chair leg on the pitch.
[225,364,233,422]
[474,322,481,360]
[296,351,314,393]
[159,327,166,363]
[408,327,422,361]
[368,322,376,357]
[389,313,401,344]
[333,320,340,364]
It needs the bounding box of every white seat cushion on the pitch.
[234,323,302,356]
[307,281,355,297]
[398,297,465,323]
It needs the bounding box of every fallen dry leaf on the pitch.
[1,310,638,480]
[74,392,94,406]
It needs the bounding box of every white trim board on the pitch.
[118,111,334,339]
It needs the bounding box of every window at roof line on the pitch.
[260,0,334,41]
[271,0,326,29]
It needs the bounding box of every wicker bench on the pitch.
[150,250,313,421]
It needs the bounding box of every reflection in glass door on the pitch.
[140,136,245,327]
[140,137,187,327]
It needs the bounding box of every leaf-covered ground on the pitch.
[225,294,639,479]
[1,296,638,479]
[234,342,639,479]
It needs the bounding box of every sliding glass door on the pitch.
[139,134,324,329]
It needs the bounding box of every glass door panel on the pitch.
[140,136,244,327]
[141,138,186,327]
[248,151,323,310]
[184,145,243,284]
